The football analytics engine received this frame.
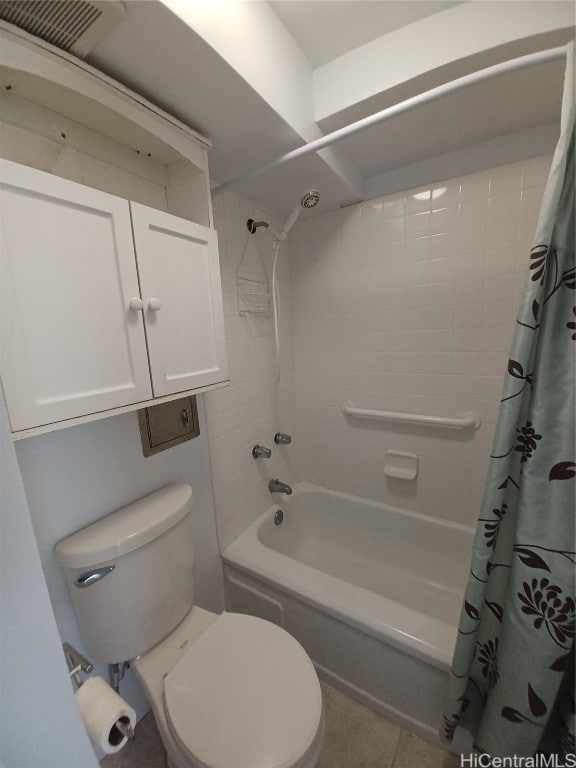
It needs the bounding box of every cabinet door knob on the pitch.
[148,297,162,312]
[129,297,144,311]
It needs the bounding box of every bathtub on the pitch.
[222,483,474,749]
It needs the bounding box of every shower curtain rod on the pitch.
[212,45,567,197]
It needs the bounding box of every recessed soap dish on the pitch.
[384,450,418,480]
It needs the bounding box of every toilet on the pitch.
[54,484,324,768]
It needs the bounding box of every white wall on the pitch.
[289,155,551,526]
[205,192,297,549]
[0,396,99,768]
[364,125,559,202]
[15,399,224,724]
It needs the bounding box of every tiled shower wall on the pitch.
[289,155,552,527]
[205,192,296,549]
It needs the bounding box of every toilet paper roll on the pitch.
[75,676,136,755]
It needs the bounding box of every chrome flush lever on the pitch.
[74,565,115,588]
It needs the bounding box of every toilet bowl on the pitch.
[54,484,324,768]
[136,607,324,768]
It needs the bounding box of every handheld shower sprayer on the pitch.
[301,189,321,209]
[272,190,320,383]
[278,190,321,241]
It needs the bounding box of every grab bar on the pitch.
[341,402,480,431]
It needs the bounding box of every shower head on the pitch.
[279,189,321,240]
[301,190,320,209]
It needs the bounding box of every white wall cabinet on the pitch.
[130,203,227,397]
[0,160,227,434]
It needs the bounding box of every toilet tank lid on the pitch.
[54,484,193,569]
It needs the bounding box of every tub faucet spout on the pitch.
[269,479,292,495]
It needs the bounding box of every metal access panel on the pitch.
[138,396,199,457]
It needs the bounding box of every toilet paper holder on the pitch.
[64,642,93,689]
[64,643,136,743]
[112,717,134,743]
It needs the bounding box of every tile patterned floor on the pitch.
[101,682,461,768]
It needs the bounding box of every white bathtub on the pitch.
[222,483,474,748]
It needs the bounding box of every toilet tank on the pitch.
[54,484,195,664]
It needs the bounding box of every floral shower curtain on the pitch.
[442,43,575,759]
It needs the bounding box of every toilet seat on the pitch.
[163,612,323,768]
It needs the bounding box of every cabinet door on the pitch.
[0,161,152,431]
[130,202,228,397]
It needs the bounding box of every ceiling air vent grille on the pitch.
[0,0,125,57]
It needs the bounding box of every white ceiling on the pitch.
[83,0,574,218]
[269,1,465,68]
